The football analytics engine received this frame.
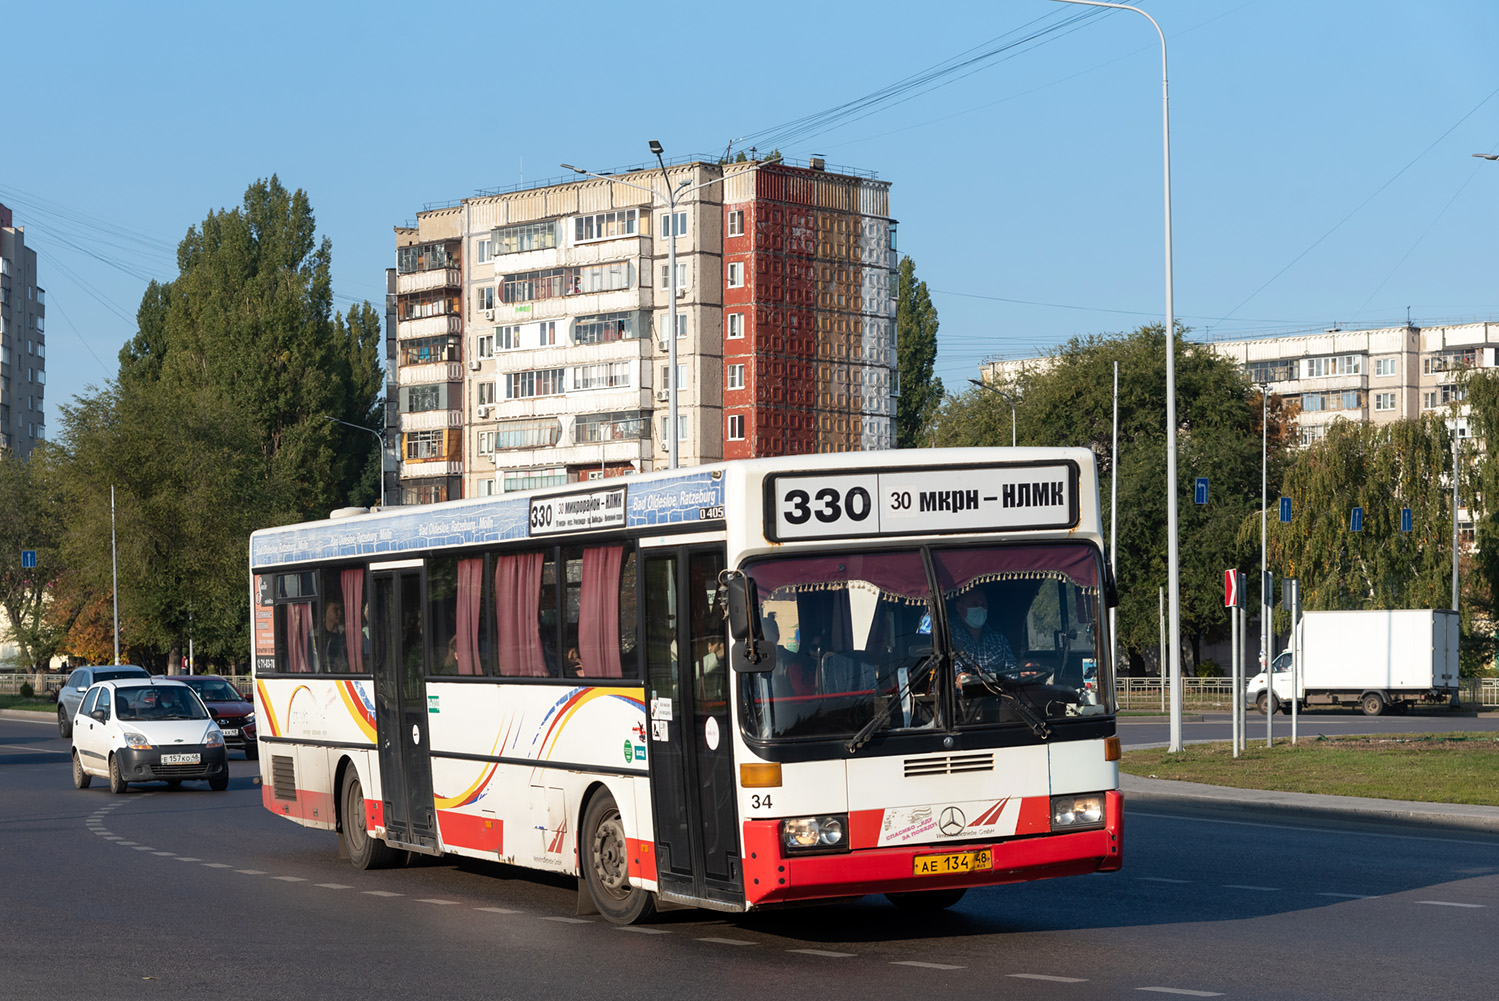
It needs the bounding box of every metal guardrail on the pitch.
[5,673,1497,708]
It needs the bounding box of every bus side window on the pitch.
[575,543,628,679]
[493,550,548,677]
[275,600,316,673]
[539,549,560,675]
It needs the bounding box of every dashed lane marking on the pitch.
[417,898,458,905]
[1317,892,1377,899]
[316,883,353,890]
[543,917,593,925]
[617,926,672,935]
[1222,884,1280,892]
[272,876,307,882]
[789,948,855,957]
[132,846,156,851]
[1137,989,1224,997]
[892,961,965,970]
[362,890,402,897]
[235,869,267,875]
[1417,900,1486,908]
[1009,974,1088,982]
[202,863,232,869]
[697,937,755,946]
[475,907,522,914]
[152,852,176,857]
[1136,877,1190,884]
[174,857,202,862]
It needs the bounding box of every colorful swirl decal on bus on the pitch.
[337,680,377,743]
[434,723,509,810]
[532,687,646,761]
[254,680,286,738]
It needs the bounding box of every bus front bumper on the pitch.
[741,789,1122,907]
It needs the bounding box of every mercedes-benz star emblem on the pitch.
[938,806,966,836]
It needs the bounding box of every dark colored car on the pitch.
[166,675,257,759]
[57,665,151,738]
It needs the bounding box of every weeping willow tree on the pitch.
[1241,415,1455,627]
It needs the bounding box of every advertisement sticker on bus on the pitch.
[766,462,1079,541]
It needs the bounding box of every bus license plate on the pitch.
[161,753,200,765]
[913,849,992,876]
[220,728,239,737]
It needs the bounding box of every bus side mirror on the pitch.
[1103,563,1119,609]
[723,572,774,673]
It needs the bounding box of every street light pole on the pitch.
[325,416,387,509]
[1054,0,1180,751]
[1261,383,1271,748]
[967,378,1016,447]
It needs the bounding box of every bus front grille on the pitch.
[904,752,994,777]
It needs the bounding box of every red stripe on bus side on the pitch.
[436,810,503,855]
[627,838,657,883]
[260,783,336,825]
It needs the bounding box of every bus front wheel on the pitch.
[341,769,400,870]
[582,791,656,925]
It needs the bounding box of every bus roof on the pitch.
[249,447,1100,570]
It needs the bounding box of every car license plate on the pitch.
[161,753,200,765]
[220,728,239,737]
[913,849,993,876]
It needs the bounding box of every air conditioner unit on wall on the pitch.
[476,405,490,418]
[468,359,481,371]
[655,389,670,402]
[484,309,495,319]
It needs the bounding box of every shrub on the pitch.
[19,682,34,698]
[1195,659,1224,678]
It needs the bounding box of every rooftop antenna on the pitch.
[1407,305,1412,327]
[519,154,523,184]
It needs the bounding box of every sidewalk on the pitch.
[1122,772,1499,833]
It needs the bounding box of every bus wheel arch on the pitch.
[339,761,400,870]
[579,784,656,925]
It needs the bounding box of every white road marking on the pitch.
[202,863,232,869]
[617,926,672,935]
[271,876,307,882]
[316,883,353,889]
[543,917,592,924]
[1137,989,1224,997]
[362,890,402,897]
[417,898,458,905]
[1,745,67,754]
[1009,974,1088,982]
[475,907,522,914]
[1417,900,1486,908]
[790,948,855,957]
[236,869,267,875]
[1223,884,1279,891]
[174,857,201,862]
[892,961,965,970]
[697,936,754,946]
[1136,877,1190,884]
[132,846,155,851]
[116,841,137,846]
[1317,892,1377,899]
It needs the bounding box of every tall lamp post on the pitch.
[967,378,1017,446]
[1054,0,1180,751]
[325,415,387,509]
[564,144,779,470]
[1260,383,1271,747]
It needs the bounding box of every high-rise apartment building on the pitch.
[388,157,896,504]
[0,203,45,457]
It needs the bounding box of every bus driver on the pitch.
[951,588,1016,685]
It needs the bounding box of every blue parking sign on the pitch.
[21,550,36,569]
[1194,477,1209,505]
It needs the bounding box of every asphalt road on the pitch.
[4,711,1497,1001]
[1121,707,1499,748]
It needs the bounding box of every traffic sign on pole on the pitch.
[1224,568,1242,608]
[1194,477,1209,505]
[1279,497,1292,522]
[21,550,36,569]
[1350,507,1364,532]
[1401,507,1412,533]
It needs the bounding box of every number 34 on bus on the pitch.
[248,448,1122,924]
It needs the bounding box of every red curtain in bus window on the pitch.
[579,544,623,678]
[341,568,364,674]
[286,603,314,673]
[495,552,547,677]
[455,558,483,676]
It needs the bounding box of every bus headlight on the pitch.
[1050,794,1105,830]
[781,815,850,854]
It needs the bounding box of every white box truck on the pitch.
[1246,609,1460,716]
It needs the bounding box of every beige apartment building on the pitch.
[1,202,45,457]
[388,157,897,504]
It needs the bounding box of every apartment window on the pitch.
[503,467,568,492]
[727,262,745,288]
[660,211,687,238]
[659,263,687,290]
[1341,390,1362,410]
[727,364,745,390]
[1424,349,1476,374]
[503,268,565,303]
[477,431,497,455]
[27,285,35,300]
[478,382,497,406]
[1300,393,1323,413]
[404,385,443,413]
[539,320,556,346]
[660,416,688,443]
[396,241,458,274]
[568,261,633,294]
[727,210,744,237]
[572,362,633,391]
[660,365,688,391]
[404,430,448,461]
[399,335,459,366]
[1299,426,1325,446]
[495,419,563,450]
[1374,357,1397,377]
[1374,392,1396,411]
[36,288,45,306]
[1304,355,1361,378]
[1423,391,1438,410]
[478,479,499,496]
[477,238,492,264]
[726,313,745,339]
[34,315,43,332]
[497,325,522,350]
[494,220,559,255]
[476,333,495,359]
[574,210,637,243]
[728,414,745,441]
[477,286,495,311]
[890,224,898,251]
[504,368,566,399]
[573,312,637,344]
[576,411,650,443]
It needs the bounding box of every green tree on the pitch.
[0,447,67,669]
[934,324,1294,673]
[894,255,943,448]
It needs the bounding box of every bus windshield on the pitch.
[738,543,1111,743]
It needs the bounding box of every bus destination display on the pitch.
[767,462,1078,541]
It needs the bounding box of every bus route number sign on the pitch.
[767,463,1079,541]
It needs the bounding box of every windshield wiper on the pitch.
[845,654,936,754]
[954,650,1052,741]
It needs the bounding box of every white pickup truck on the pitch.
[1247,608,1460,716]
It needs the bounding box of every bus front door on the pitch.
[371,567,438,851]
[644,546,743,909]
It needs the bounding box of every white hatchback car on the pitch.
[70,679,229,793]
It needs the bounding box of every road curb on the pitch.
[1121,772,1499,833]
[0,708,55,721]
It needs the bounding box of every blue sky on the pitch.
[6,0,1498,418]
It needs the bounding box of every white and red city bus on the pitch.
[249,448,1121,923]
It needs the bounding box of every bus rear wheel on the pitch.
[886,888,968,911]
[341,769,399,870]
[582,791,656,925]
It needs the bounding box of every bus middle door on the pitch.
[644,545,743,909]
[370,564,438,852]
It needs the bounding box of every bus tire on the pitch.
[886,888,968,911]
[582,790,656,925]
[341,769,399,870]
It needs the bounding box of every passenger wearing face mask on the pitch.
[951,587,1016,685]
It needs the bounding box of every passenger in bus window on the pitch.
[564,646,583,678]
[322,600,348,671]
[951,588,1016,683]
